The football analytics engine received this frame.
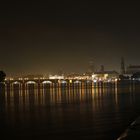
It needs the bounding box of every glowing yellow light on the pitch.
[115,78,118,82]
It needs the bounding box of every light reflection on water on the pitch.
[0,82,140,140]
[4,84,120,110]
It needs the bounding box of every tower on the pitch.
[100,65,104,72]
[121,57,125,74]
[88,59,94,74]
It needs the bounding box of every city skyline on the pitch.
[3,57,140,78]
[0,0,140,76]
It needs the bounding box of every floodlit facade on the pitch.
[92,71,119,81]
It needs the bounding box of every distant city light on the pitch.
[49,75,64,79]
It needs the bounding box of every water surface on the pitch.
[0,82,140,140]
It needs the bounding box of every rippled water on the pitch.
[1,82,140,140]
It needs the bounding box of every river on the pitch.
[0,82,140,140]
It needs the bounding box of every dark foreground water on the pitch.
[1,82,140,140]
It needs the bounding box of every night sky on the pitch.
[0,0,140,76]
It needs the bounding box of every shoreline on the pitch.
[117,117,140,140]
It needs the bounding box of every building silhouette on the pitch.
[88,59,95,74]
[100,65,104,72]
[120,57,125,74]
[126,65,140,74]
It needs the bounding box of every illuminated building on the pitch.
[66,73,92,80]
[92,71,119,81]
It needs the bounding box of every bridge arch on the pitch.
[26,81,37,84]
[85,80,92,83]
[42,81,52,84]
[74,80,81,84]
[60,80,67,84]
[12,81,22,84]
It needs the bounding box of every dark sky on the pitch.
[0,0,140,76]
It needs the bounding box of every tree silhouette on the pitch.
[131,72,140,79]
[119,74,129,80]
[0,71,6,82]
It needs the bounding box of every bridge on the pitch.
[2,77,117,90]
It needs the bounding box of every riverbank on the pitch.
[117,117,140,140]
